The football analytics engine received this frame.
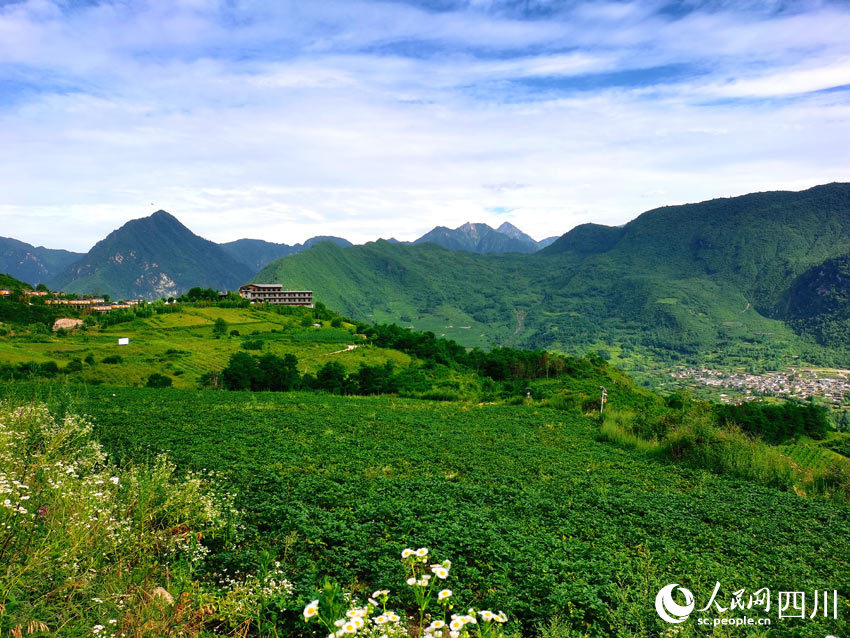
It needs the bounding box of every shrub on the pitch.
[230,329,240,337]
[102,355,123,364]
[241,339,264,351]
[64,358,83,373]
[146,373,173,388]
[84,353,96,365]
[212,317,228,338]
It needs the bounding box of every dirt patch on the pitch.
[53,318,84,331]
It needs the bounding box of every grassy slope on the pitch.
[4,385,845,637]
[0,306,410,387]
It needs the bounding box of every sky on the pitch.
[1,0,849,251]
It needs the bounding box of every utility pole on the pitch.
[600,386,607,415]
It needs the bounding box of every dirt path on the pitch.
[500,308,527,347]
[513,308,526,335]
[326,344,358,355]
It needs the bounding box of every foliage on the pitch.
[212,317,228,337]
[146,372,174,388]
[716,401,830,443]
[102,354,123,364]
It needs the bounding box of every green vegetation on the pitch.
[599,395,850,502]
[0,400,298,636]
[1,385,845,637]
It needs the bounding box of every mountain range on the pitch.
[0,237,82,286]
[0,216,555,298]
[251,183,850,364]
[4,183,850,369]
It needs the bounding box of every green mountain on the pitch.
[0,237,82,287]
[50,211,253,300]
[414,221,541,253]
[252,183,850,366]
[220,236,352,272]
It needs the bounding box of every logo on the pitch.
[656,584,695,624]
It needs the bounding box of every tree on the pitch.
[315,361,347,394]
[146,373,173,388]
[213,317,228,338]
[222,351,258,391]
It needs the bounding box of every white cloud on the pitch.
[0,0,849,251]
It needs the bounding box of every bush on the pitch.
[241,339,263,351]
[64,358,83,373]
[230,329,240,337]
[146,373,173,388]
[84,353,96,365]
[213,317,228,338]
[102,355,123,364]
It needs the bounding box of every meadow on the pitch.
[3,383,847,637]
[0,305,412,388]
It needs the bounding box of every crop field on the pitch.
[0,306,412,388]
[3,383,847,637]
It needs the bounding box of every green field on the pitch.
[5,384,847,637]
[0,306,412,388]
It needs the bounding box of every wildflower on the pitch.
[401,548,414,558]
[449,619,464,631]
[375,615,388,625]
[495,611,508,623]
[335,619,346,627]
[480,610,494,621]
[92,625,104,635]
[416,547,429,557]
[303,600,319,620]
[438,589,452,600]
[372,589,389,599]
[368,597,378,606]
[386,612,400,622]
[342,621,357,634]
[450,632,459,638]
[406,577,416,586]
[110,476,119,485]
[353,617,365,629]
[431,565,449,579]
[431,620,446,629]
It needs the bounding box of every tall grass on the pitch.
[599,407,798,493]
[0,400,294,637]
[659,417,795,490]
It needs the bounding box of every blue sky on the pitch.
[1,0,849,250]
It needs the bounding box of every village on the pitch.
[668,367,850,406]
[0,288,141,312]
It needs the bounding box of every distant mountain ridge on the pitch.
[0,236,82,286]
[220,236,352,272]
[49,211,254,300]
[412,221,547,253]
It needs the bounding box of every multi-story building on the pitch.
[238,284,313,307]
